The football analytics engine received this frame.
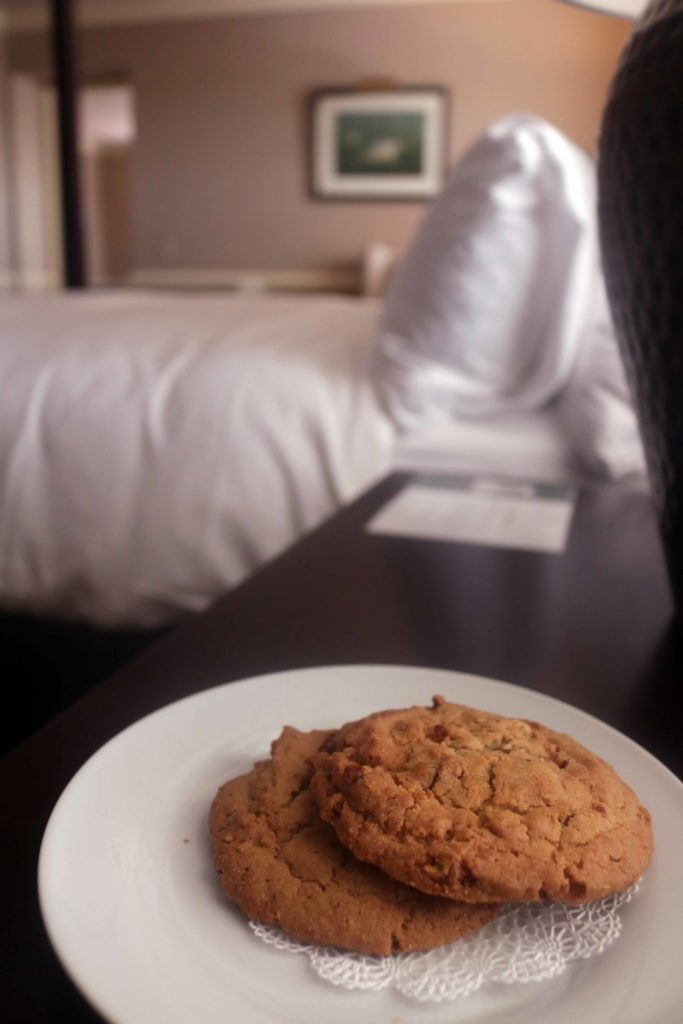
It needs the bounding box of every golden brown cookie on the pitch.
[310,697,653,905]
[209,725,498,955]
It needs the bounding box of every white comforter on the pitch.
[0,291,394,628]
[0,281,646,630]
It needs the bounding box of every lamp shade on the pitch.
[558,0,649,18]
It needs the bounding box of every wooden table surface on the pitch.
[2,472,681,1023]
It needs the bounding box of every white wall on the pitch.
[7,75,63,289]
[0,27,15,287]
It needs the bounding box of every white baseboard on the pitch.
[0,268,61,291]
[125,266,361,294]
[0,266,362,295]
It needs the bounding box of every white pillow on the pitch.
[374,113,600,430]
[558,280,647,481]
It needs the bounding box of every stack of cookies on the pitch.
[209,696,653,957]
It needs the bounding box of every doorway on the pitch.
[7,76,135,290]
[79,82,136,285]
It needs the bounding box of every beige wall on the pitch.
[8,1,631,276]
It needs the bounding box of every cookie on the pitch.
[310,697,653,904]
[209,725,498,956]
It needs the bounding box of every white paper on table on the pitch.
[366,477,576,554]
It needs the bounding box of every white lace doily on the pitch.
[250,885,638,1003]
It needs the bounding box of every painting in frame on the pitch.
[309,87,448,201]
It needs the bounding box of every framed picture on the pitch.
[309,86,448,201]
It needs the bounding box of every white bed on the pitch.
[0,289,397,628]
[0,115,647,631]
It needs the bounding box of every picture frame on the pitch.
[309,86,449,201]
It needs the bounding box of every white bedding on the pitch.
[0,291,394,628]
[378,114,646,485]
[0,286,646,629]
[375,115,600,427]
[391,405,580,482]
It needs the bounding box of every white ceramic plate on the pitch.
[38,665,683,1024]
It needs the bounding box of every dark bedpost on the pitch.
[50,0,85,288]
